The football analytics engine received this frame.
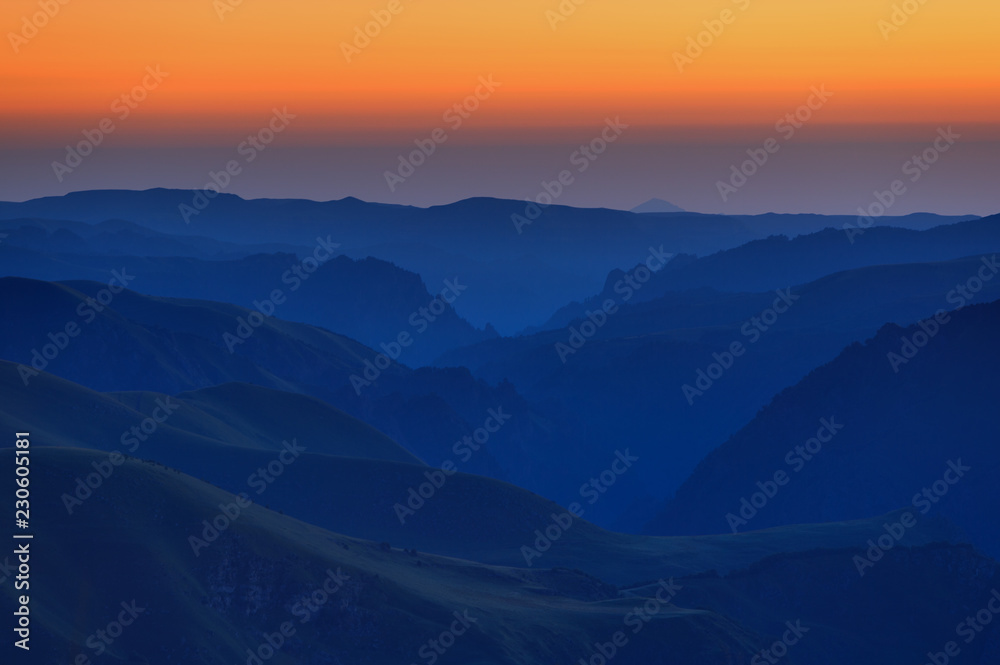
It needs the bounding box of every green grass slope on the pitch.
[3,447,764,665]
[114,381,423,464]
[0,361,962,588]
[0,360,419,465]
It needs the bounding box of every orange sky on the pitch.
[2,0,999,145]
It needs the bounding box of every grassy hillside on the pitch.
[3,447,765,665]
[0,361,962,588]
[116,382,423,464]
[0,278,564,486]
[4,447,993,664]
[0,360,418,465]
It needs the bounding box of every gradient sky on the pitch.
[1,0,998,213]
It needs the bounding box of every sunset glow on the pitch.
[3,0,998,143]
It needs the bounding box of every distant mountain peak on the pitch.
[631,198,687,214]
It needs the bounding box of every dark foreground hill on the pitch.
[5,448,761,664]
[3,446,997,665]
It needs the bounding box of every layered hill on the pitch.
[0,189,977,332]
[438,254,1000,528]
[0,248,495,366]
[538,214,1000,331]
[0,361,963,586]
[6,447,764,665]
[0,278,577,489]
[3,446,995,665]
[0,216,308,259]
[645,300,1000,558]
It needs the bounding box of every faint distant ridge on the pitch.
[631,198,687,214]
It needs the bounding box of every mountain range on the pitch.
[1,189,997,664]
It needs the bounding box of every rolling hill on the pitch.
[3,445,995,665]
[7,447,765,665]
[0,278,569,486]
[0,360,965,586]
